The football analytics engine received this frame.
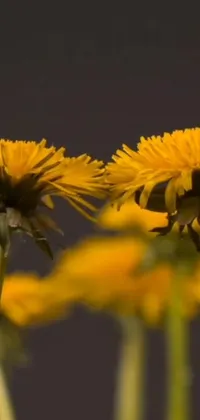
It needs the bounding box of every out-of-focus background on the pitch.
[1,2,200,419]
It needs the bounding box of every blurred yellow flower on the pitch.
[0,139,107,257]
[97,200,200,239]
[51,235,200,324]
[106,128,200,250]
[98,200,168,231]
[1,273,80,327]
[51,236,147,313]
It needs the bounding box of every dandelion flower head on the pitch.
[106,128,200,250]
[0,139,106,257]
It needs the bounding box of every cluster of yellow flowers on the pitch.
[2,128,200,328]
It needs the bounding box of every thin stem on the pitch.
[0,245,16,420]
[0,365,15,420]
[0,246,7,300]
[114,317,145,420]
[166,270,191,420]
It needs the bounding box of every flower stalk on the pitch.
[114,317,145,420]
[166,269,191,420]
[0,244,16,420]
[0,246,8,299]
[0,364,15,420]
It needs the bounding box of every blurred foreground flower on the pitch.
[0,270,82,370]
[98,200,168,231]
[106,128,200,251]
[0,269,82,420]
[1,272,80,327]
[97,200,200,246]
[51,232,197,420]
[0,139,106,258]
[50,233,200,323]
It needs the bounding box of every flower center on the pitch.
[0,173,43,215]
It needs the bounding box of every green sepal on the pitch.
[25,219,54,260]
[33,231,54,260]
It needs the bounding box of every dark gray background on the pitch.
[1,1,200,419]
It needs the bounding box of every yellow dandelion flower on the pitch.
[1,272,80,327]
[50,235,200,324]
[0,139,106,257]
[106,128,200,250]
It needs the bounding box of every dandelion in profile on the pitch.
[0,139,106,258]
[106,128,200,250]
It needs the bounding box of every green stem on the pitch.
[0,365,15,420]
[0,246,7,300]
[0,245,16,420]
[166,270,191,420]
[114,317,145,420]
